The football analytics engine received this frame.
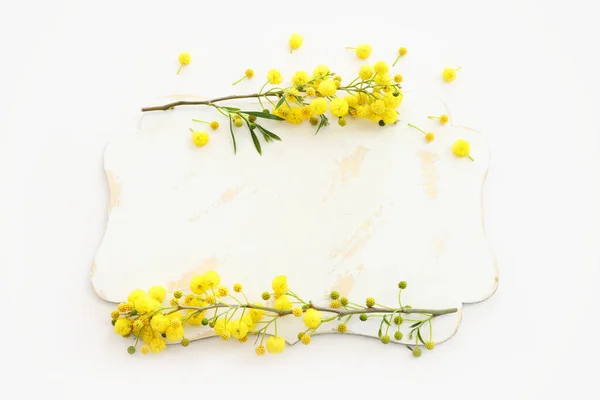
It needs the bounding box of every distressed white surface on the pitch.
[92,91,496,344]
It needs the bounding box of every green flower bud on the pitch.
[394,331,403,341]
[173,290,183,299]
[111,319,116,326]
[209,321,216,328]
[309,116,319,126]
[425,341,435,350]
[129,309,137,316]
[337,323,347,333]
[181,338,190,347]
[249,115,257,122]
[393,92,400,97]
[296,84,304,91]
[381,335,390,344]
[378,120,385,127]
[297,332,305,340]
[330,291,340,300]
[393,315,403,325]
[398,281,407,289]
[340,297,349,306]
[261,292,271,300]
[201,318,209,326]
[262,109,270,114]
[338,117,347,127]
[366,297,375,307]
[250,123,257,129]
[359,314,368,321]
[412,347,422,357]
[405,305,412,309]
[127,346,136,355]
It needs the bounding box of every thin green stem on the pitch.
[408,123,427,135]
[232,76,247,86]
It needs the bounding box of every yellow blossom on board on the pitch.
[292,307,303,317]
[127,289,145,304]
[201,270,220,290]
[287,108,304,124]
[305,87,316,97]
[442,67,461,82]
[425,132,435,142]
[313,65,330,77]
[209,121,219,130]
[452,139,474,161]
[309,98,328,115]
[148,286,166,303]
[274,294,292,310]
[359,65,374,80]
[227,320,249,339]
[394,74,403,83]
[249,304,265,322]
[150,337,166,353]
[177,52,191,74]
[373,60,389,74]
[266,336,286,354]
[150,313,170,334]
[191,131,209,147]
[303,308,322,329]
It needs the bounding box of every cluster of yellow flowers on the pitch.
[111,271,457,357]
[170,39,473,160]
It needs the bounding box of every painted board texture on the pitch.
[92,91,497,345]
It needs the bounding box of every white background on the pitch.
[1,1,599,398]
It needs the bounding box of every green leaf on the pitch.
[256,125,282,141]
[247,123,262,155]
[228,117,237,154]
[417,329,426,345]
[274,96,286,111]
[377,328,382,338]
[382,316,391,326]
[409,322,422,329]
[222,106,241,112]
[240,111,284,121]
[315,114,329,135]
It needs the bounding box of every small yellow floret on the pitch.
[266,336,285,354]
[289,33,304,51]
[425,132,435,142]
[318,80,337,97]
[267,68,283,85]
[359,65,374,80]
[330,98,349,117]
[148,286,166,303]
[374,60,389,74]
[303,308,322,329]
[191,131,209,147]
[355,44,372,59]
[245,69,254,78]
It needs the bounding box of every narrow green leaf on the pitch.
[377,328,382,338]
[274,96,286,111]
[240,111,284,121]
[382,316,391,326]
[315,114,329,135]
[417,329,426,345]
[222,106,241,112]
[256,125,282,141]
[247,122,262,155]
[409,322,422,329]
[228,117,237,154]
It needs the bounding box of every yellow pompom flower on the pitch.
[313,65,330,78]
[289,33,304,53]
[134,295,160,314]
[359,65,374,80]
[209,121,219,130]
[303,308,322,329]
[150,337,166,353]
[266,336,286,354]
[382,109,398,125]
[292,307,303,317]
[393,47,407,66]
[128,289,145,304]
[287,108,304,124]
[442,66,461,82]
[330,300,341,308]
[177,52,191,75]
[191,130,209,147]
[274,295,292,310]
[110,310,120,320]
[309,98,328,115]
[233,283,242,293]
[267,68,283,85]
[374,72,391,85]
[133,320,144,332]
[249,304,265,322]
[232,69,255,85]
[349,43,372,59]
[150,313,170,334]
[273,103,291,119]
[117,302,133,313]
[300,105,312,120]
[205,294,216,304]
[425,132,435,142]
[429,114,449,125]
[227,320,249,339]
[301,334,311,345]
[201,270,220,289]
[374,60,389,74]
[393,74,403,83]
[330,98,349,117]
[292,70,309,85]
[305,87,316,97]
[271,275,288,295]
[452,139,474,161]
[141,328,154,344]
[140,344,151,355]
[255,345,266,356]
[186,308,206,325]
[189,276,205,294]
[114,318,132,336]
[317,80,337,97]
[148,286,166,303]
[370,100,386,115]
[217,285,229,297]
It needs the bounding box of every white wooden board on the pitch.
[92,90,497,345]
